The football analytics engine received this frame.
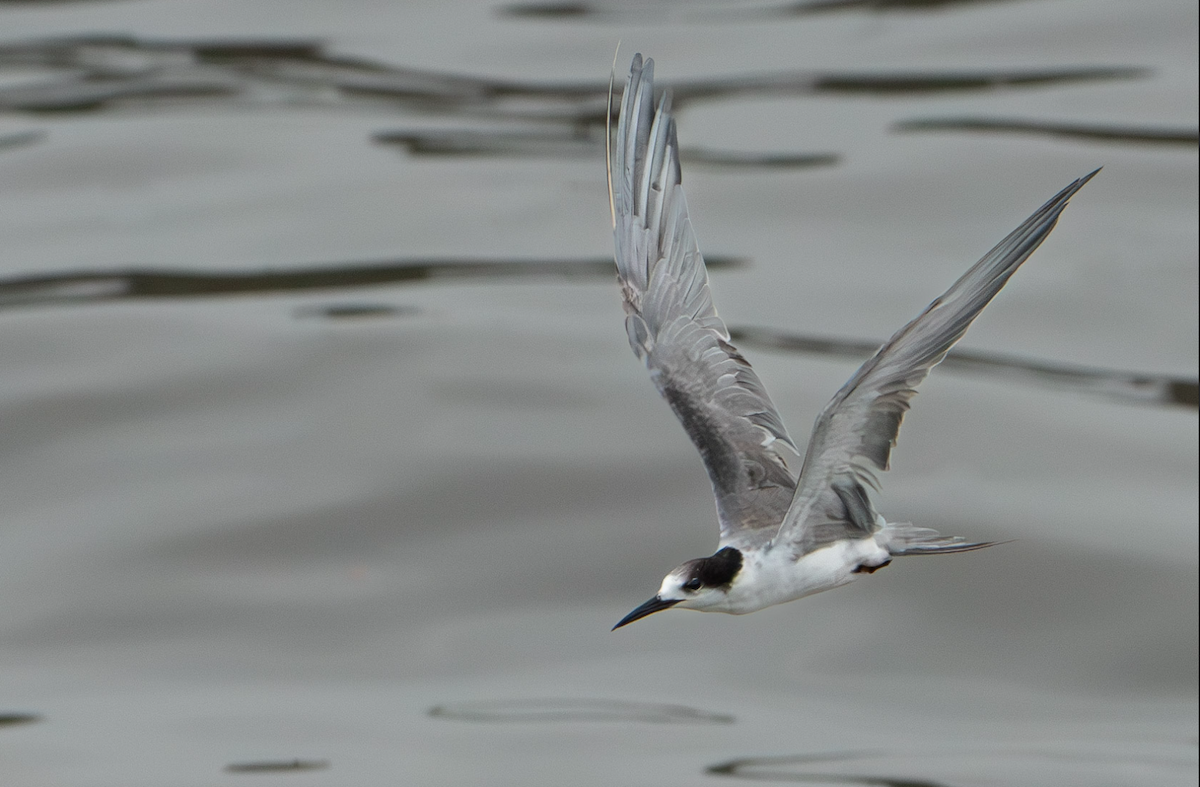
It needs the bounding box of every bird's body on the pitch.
[692,536,889,615]
[608,55,1097,630]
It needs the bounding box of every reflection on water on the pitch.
[707,745,1197,784]
[0,0,116,4]
[429,698,734,724]
[0,129,44,151]
[0,3,1194,786]
[502,0,1021,20]
[707,751,947,786]
[0,262,1188,410]
[729,326,1200,409]
[754,0,1022,15]
[0,256,742,308]
[374,127,840,169]
[0,712,41,727]
[292,303,417,321]
[641,68,1147,106]
[0,34,509,115]
[0,35,1147,122]
[681,148,840,169]
[895,117,1200,146]
[224,760,330,774]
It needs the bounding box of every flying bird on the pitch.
[609,54,1097,630]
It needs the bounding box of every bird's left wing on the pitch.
[612,55,800,537]
[778,170,1099,555]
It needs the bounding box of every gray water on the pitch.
[0,1,1196,785]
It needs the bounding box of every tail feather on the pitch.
[884,524,1002,556]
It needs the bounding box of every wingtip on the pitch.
[1035,166,1101,219]
[657,86,673,117]
[1066,166,1102,197]
[630,52,651,82]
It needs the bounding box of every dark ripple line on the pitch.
[708,751,949,786]
[501,0,1020,20]
[429,698,734,724]
[0,0,127,4]
[293,302,416,320]
[636,67,1149,106]
[0,129,45,151]
[2,267,1188,410]
[707,745,1194,783]
[895,117,1200,147]
[225,759,329,773]
[0,35,1148,120]
[729,326,1199,410]
[0,256,745,308]
[374,128,839,168]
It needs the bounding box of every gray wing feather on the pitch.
[613,55,800,537]
[780,170,1099,554]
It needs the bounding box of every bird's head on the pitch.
[612,546,743,629]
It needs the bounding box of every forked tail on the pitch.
[884,523,1001,556]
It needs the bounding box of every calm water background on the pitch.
[0,1,1196,785]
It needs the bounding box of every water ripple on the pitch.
[0,712,41,728]
[224,759,329,773]
[501,0,1022,21]
[895,117,1200,147]
[0,256,743,308]
[374,127,839,169]
[707,745,1196,784]
[730,325,1199,409]
[429,698,734,724]
[0,35,1147,121]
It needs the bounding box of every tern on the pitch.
[609,55,1097,630]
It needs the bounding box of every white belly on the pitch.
[717,538,888,614]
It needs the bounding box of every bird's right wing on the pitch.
[612,55,800,537]
[777,171,1099,555]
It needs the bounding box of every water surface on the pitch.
[0,0,1195,785]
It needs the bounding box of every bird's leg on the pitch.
[852,560,892,575]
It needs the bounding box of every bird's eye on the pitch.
[683,578,703,592]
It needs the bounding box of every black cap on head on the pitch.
[684,546,742,590]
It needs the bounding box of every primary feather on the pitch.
[612,55,801,537]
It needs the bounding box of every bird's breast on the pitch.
[719,538,880,614]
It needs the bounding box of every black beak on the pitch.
[612,596,681,630]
